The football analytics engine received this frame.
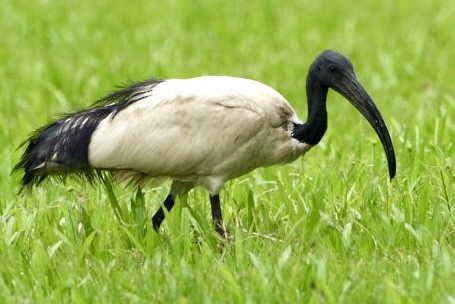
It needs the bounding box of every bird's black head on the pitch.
[306,50,396,179]
[309,50,355,89]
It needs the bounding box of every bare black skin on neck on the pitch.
[292,67,328,146]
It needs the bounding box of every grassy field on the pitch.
[1,0,454,302]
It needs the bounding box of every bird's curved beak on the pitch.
[335,72,396,179]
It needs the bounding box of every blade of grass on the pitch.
[102,176,124,222]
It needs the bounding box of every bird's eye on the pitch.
[328,65,337,72]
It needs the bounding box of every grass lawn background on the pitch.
[1,0,454,302]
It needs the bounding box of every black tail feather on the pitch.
[14,78,164,188]
[14,106,116,186]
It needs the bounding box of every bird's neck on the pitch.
[292,73,328,146]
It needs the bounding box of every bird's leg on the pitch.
[152,194,175,231]
[210,194,228,237]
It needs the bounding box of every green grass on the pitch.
[1,0,455,302]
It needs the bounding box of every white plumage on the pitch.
[89,76,311,195]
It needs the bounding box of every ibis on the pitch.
[15,50,396,236]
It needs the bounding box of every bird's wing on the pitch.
[88,77,294,180]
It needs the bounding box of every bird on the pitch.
[14,50,396,237]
